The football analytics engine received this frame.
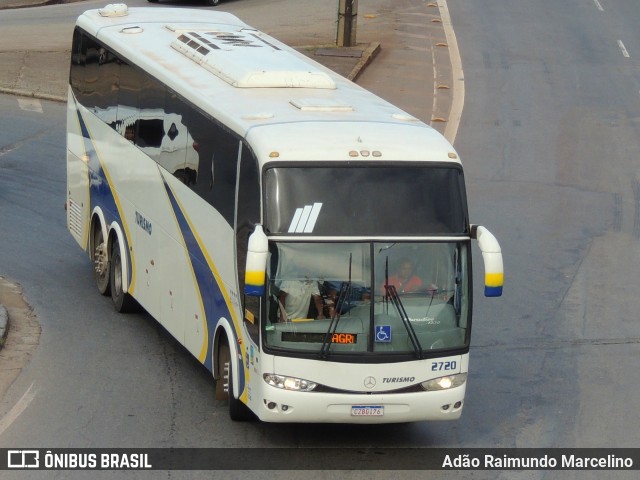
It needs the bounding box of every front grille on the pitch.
[313,383,424,395]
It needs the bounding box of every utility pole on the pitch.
[337,0,358,47]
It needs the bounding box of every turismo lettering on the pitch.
[135,211,152,235]
[382,376,415,384]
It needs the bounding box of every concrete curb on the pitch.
[348,42,381,81]
[0,304,8,349]
[0,0,76,11]
[0,86,66,103]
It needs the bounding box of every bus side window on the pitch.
[133,75,166,161]
[182,110,238,227]
[70,28,118,115]
[116,59,142,142]
[69,28,86,102]
[160,91,190,183]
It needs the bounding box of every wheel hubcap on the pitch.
[223,362,230,394]
[94,242,107,276]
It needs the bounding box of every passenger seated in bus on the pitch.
[383,258,438,295]
[278,278,326,322]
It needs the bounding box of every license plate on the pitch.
[351,405,384,416]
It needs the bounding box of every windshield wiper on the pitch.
[385,284,424,359]
[319,254,352,359]
[319,281,351,359]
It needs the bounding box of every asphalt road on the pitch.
[455,0,640,456]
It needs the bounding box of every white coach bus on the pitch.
[66,4,503,423]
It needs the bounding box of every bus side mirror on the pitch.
[244,224,268,296]
[471,225,503,297]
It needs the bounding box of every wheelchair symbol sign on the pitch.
[375,325,391,343]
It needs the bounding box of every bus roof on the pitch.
[77,5,459,164]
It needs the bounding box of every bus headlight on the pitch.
[264,374,317,392]
[421,373,467,391]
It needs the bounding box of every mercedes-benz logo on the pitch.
[364,376,376,389]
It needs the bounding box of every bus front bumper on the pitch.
[254,383,467,423]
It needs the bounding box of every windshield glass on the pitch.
[264,165,467,236]
[263,242,470,357]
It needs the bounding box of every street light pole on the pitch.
[337,0,358,47]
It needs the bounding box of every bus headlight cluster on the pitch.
[421,373,467,391]
[264,374,317,392]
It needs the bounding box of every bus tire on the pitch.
[109,240,137,313]
[215,341,227,401]
[206,0,220,6]
[219,341,253,421]
[92,224,110,296]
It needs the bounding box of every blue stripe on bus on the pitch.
[75,105,133,288]
[161,178,243,387]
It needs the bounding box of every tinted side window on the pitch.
[69,28,85,102]
[69,29,236,199]
[157,91,192,183]
[181,109,239,226]
[133,75,169,163]
[70,28,118,114]
[116,59,143,143]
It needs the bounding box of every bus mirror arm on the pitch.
[471,225,504,297]
[244,224,269,296]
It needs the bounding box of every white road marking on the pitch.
[439,0,464,145]
[618,40,630,58]
[593,0,604,12]
[17,97,43,113]
[0,382,38,437]
[431,42,438,127]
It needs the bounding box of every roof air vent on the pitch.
[171,30,336,89]
[290,98,353,112]
[392,113,419,122]
[99,3,129,17]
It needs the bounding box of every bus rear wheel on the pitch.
[109,240,137,313]
[93,225,110,296]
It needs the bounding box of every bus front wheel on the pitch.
[219,341,253,421]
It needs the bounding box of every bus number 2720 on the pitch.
[431,361,457,371]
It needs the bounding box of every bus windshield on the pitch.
[264,242,470,357]
[264,165,467,236]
